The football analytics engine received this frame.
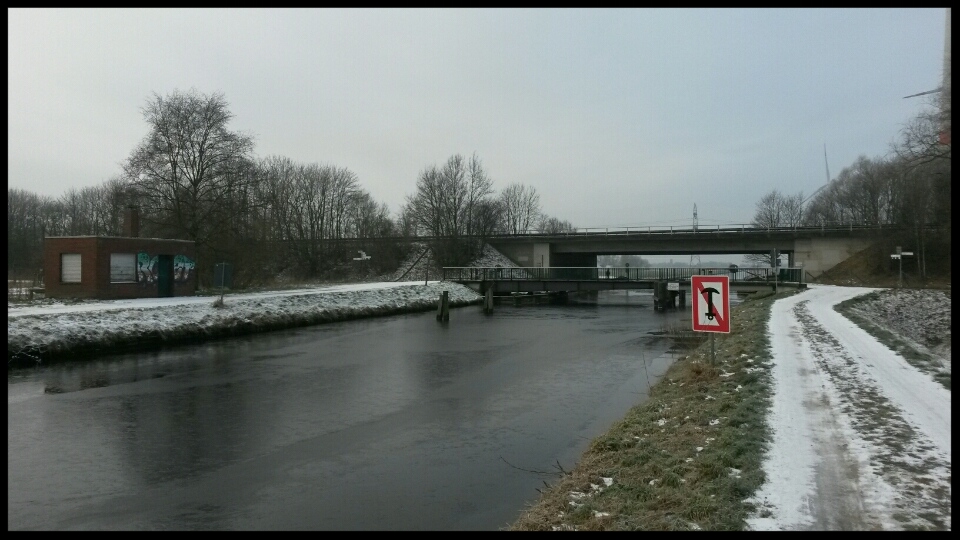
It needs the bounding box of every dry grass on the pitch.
[814,242,951,290]
[509,289,799,530]
[509,238,952,530]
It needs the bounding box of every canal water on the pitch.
[8,290,703,530]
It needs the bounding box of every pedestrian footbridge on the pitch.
[443,266,803,310]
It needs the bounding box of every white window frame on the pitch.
[110,253,137,283]
[61,253,82,283]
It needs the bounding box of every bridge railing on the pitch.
[442,267,804,283]
[481,221,893,237]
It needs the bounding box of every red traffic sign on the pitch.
[692,275,730,333]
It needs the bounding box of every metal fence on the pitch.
[7,279,44,301]
[480,221,897,237]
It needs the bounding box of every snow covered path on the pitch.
[747,285,951,531]
[7,281,439,318]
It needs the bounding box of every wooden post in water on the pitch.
[436,290,449,321]
[483,288,494,314]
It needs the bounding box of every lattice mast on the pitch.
[690,204,701,267]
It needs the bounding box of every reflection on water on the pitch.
[9,291,706,530]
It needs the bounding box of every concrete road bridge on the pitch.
[483,223,889,280]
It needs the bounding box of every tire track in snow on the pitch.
[749,285,950,530]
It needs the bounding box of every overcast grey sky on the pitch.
[8,8,947,229]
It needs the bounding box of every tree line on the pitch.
[8,88,574,287]
[749,96,951,275]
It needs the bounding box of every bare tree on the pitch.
[349,193,394,239]
[498,183,542,234]
[396,203,418,238]
[894,98,951,170]
[747,189,803,266]
[251,156,397,279]
[536,215,577,234]
[7,188,52,281]
[835,156,898,226]
[405,153,496,265]
[123,89,255,248]
[751,189,803,229]
[465,153,495,236]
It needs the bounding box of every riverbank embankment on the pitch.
[8,282,481,368]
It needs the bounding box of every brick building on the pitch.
[42,207,197,300]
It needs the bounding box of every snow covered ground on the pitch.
[385,242,520,282]
[8,244,519,365]
[747,284,951,530]
[6,265,951,529]
[8,281,482,365]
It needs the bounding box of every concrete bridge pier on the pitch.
[653,281,678,312]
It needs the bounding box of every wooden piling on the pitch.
[436,291,449,321]
[483,288,494,314]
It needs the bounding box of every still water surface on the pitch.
[9,291,701,530]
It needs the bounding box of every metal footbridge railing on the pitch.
[442,266,803,284]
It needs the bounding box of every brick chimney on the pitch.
[123,206,140,238]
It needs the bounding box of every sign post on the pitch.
[891,247,913,288]
[897,246,903,289]
[692,275,730,365]
[770,249,780,294]
[214,262,232,304]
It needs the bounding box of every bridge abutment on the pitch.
[792,237,874,280]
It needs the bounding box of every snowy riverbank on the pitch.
[8,281,482,367]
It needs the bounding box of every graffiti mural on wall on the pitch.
[137,252,157,285]
[174,255,196,283]
[136,252,195,285]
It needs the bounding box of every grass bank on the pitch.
[509,289,800,531]
[834,291,951,390]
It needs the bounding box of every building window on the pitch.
[110,253,137,283]
[61,253,81,283]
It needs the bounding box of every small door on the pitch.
[157,255,174,297]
